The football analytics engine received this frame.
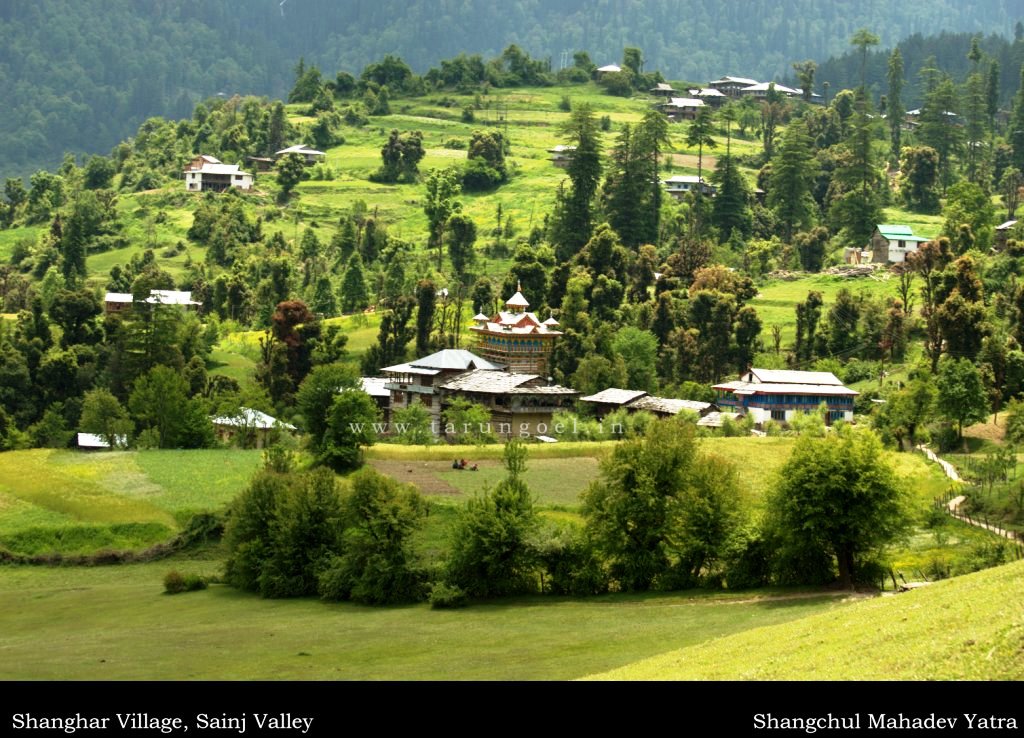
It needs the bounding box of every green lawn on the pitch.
[0,449,261,554]
[0,555,847,680]
[586,559,1024,680]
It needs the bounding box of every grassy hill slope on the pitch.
[585,559,1024,680]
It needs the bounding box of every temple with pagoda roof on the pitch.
[469,285,562,375]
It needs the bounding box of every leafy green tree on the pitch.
[288,58,324,103]
[611,327,658,393]
[296,363,360,448]
[79,388,133,448]
[942,180,995,250]
[446,212,477,283]
[360,296,415,374]
[49,288,101,347]
[423,167,462,269]
[765,427,908,588]
[129,365,213,449]
[373,129,425,183]
[768,120,817,242]
[998,166,1022,220]
[793,227,829,272]
[1011,63,1024,171]
[850,28,880,90]
[583,418,741,590]
[442,397,492,443]
[391,400,434,445]
[792,60,816,102]
[936,356,990,442]
[319,390,379,471]
[443,439,539,597]
[275,152,307,199]
[318,467,427,604]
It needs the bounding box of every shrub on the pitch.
[164,570,186,594]
[428,582,468,609]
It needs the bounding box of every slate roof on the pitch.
[438,370,577,395]
[628,396,712,415]
[696,412,743,428]
[579,388,649,405]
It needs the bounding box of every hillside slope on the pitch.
[585,560,1024,680]
[1,0,1018,177]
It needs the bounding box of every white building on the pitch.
[662,175,715,199]
[275,144,327,165]
[183,155,253,192]
[714,368,858,425]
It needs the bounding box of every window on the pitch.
[771,410,786,421]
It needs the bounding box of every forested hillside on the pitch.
[1,0,1019,177]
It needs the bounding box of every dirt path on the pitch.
[917,446,1021,543]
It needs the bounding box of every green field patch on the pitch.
[585,560,1024,680]
[0,522,174,556]
[134,449,262,517]
[0,450,176,530]
[0,559,845,680]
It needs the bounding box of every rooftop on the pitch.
[628,396,712,415]
[276,144,326,156]
[360,377,391,398]
[876,224,930,243]
[579,388,649,405]
[748,368,845,386]
[439,370,577,395]
[211,407,296,430]
[384,349,504,375]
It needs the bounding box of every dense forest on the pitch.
[1,0,1020,177]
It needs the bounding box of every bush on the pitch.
[462,158,505,191]
[164,570,186,594]
[461,106,475,123]
[536,525,609,596]
[428,582,468,609]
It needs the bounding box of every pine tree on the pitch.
[710,153,751,240]
[768,120,817,242]
[339,253,369,314]
[886,48,904,164]
[552,103,602,261]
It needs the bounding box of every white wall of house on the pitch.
[887,240,920,263]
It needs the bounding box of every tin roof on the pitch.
[579,388,649,405]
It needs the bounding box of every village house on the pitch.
[649,82,677,97]
[869,224,931,264]
[995,220,1019,249]
[210,407,296,449]
[382,349,504,430]
[360,377,392,424]
[687,87,728,106]
[579,387,715,419]
[660,96,705,121]
[662,175,715,200]
[547,144,576,168]
[707,76,759,97]
[183,155,253,192]
[713,368,858,426]
[436,370,578,439]
[596,64,622,76]
[275,144,327,165]
[469,286,562,375]
[246,155,275,172]
[738,81,801,99]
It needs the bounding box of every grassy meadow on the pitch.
[0,554,850,680]
[585,559,1024,680]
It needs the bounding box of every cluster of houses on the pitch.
[649,74,821,124]
[183,144,326,193]
[359,287,860,442]
[77,285,861,449]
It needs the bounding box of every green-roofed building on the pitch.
[870,224,932,264]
